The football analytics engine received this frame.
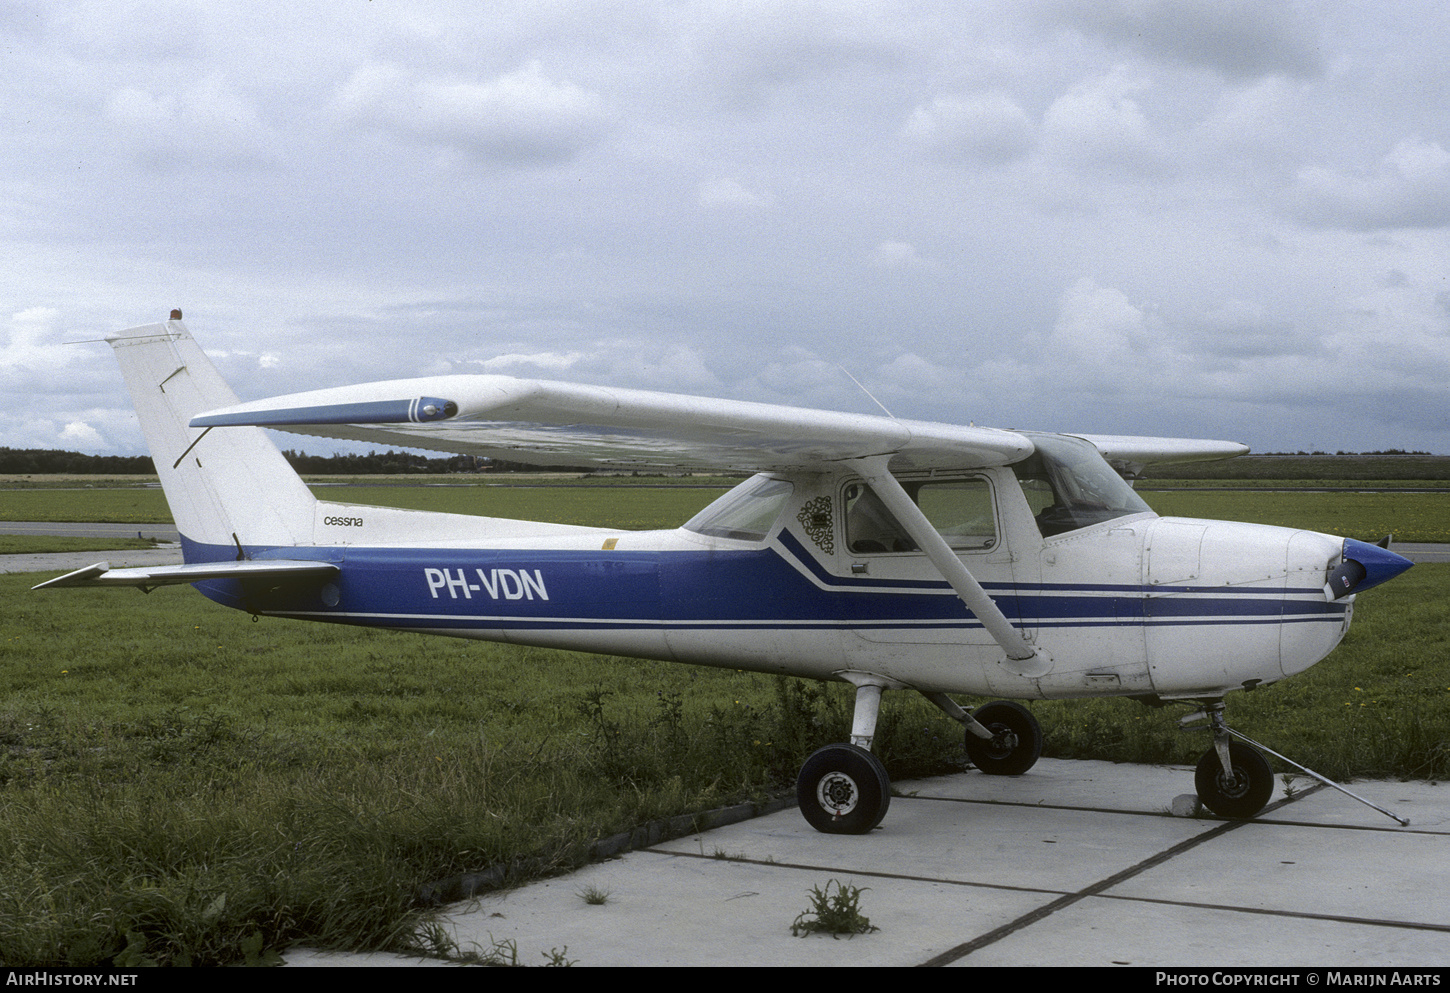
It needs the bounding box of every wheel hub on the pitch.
[1213,769,1251,799]
[816,772,860,816]
[984,727,1018,761]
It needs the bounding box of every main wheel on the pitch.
[964,700,1043,775]
[1195,741,1273,818]
[796,743,891,834]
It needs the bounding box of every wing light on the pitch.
[192,396,457,428]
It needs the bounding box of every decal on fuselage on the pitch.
[424,567,550,601]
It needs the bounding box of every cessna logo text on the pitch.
[425,567,549,601]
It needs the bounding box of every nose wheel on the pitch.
[1194,739,1273,817]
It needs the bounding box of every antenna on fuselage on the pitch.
[837,365,896,420]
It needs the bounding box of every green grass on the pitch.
[1142,454,1450,481]
[0,536,160,555]
[790,880,879,938]
[318,483,724,530]
[0,479,728,529]
[3,475,1448,965]
[1,570,955,965]
[1142,490,1450,543]
[4,562,1446,966]
[4,477,1449,542]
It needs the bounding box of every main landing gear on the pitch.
[795,680,1044,834]
[796,680,895,834]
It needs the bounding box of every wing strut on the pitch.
[849,457,1052,679]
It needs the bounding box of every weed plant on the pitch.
[790,880,879,938]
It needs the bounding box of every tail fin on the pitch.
[108,317,316,559]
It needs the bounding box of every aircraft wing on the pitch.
[32,559,339,591]
[190,374,1250,474]
[189,375,1036,472]
[1074,434,1250,478]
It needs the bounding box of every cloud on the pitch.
[687,1,922,105]
[1044,0,1322,80]
[2,307,67,373]
[903,90,1035,165]
[1041,69,1163,174]
[869,241,929,270]
[334,60,610,166]
[698,177,773,209]
[105,75,281,170]
[479,350,588,373]
[1290,137,1450,231]
[1049,278,1150,357]
[59,420,105,448]
[475,342,718,393]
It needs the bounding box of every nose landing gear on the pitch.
[1181,700,1409,825]
[1187,701,1275,818]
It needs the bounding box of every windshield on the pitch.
[1013,433,1153,537]
[684,475,794,541]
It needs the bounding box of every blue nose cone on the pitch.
[1340,537,1414,596]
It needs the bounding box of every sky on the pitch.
[4,0,1449,458]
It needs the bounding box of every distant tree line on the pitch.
[0,446,581,475]
[6,445,1445,479]
[0,447,156,474]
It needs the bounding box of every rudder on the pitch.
[108,317,316,558]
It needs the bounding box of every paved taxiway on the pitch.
[281,757,1450,968]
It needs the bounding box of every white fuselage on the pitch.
[193,466,1352,703]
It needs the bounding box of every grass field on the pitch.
[5,563,1446,966]
[0,536,159,555]
[5,475,1450,542]
[3,473,1448,965]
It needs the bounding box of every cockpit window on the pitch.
[844,476,996,553]
[1014,433,1152,537]
[684,475,794,541]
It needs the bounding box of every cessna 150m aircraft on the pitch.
[37,316,1414,833]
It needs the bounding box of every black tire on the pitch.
[964,700,1043,775]
[796,743,892,834]
[1195,741,1274,818]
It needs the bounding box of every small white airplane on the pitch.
[37,315,1414,832]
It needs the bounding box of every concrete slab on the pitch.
[280,758,1450,968]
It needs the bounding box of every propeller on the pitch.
[1324,536,1413,601]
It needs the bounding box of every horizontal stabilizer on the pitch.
[33,559,338,591]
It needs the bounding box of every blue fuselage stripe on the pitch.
[183,536,1347,635]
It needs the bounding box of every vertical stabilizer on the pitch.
[108,318,316,558]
